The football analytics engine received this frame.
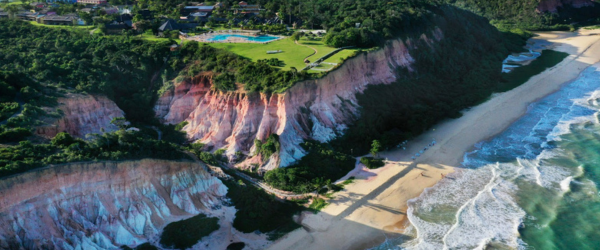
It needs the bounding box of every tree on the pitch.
[51,132,75,148]
[5,5,20,18]
[370,140,381,158]
[110,117,128,130]
[290,31,304,41]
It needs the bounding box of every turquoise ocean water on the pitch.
[374,65,600,250]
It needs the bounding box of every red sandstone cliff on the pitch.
[155,29,443,170]
[36,93,124,138]
[536,0,595,13]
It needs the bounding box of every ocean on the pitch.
[374,65,600,250]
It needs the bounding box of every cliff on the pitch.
[35,93,124,139]
[536,0,596,13]
[0,159,228,249]
[155,29,442,170]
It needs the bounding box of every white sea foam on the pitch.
[393,66,600,250]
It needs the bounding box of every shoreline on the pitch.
[268,29,600,250]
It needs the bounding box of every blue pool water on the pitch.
[207,34,279,42]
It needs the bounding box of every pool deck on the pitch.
[185,32,285,44]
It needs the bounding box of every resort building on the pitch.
[77,0,107,5]
[234,1,262,15]
[182,5,214,16]
[41,14,77,25]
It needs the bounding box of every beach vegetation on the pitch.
[264,141,355,193]
[226,243,246,250]
[370,140,381,157]
[308,198,328,212]
[221,177,302,237]
[159,214,220,250]
[500,50,569,92]
[360,157,385,169]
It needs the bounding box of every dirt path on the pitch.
[295,40,318,61]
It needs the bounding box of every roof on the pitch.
[43,15,76,21]
[189,12,208,17]
[184,6,214,11]
[158,19,180,31]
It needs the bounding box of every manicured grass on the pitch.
[323,48,361,64]
[297,37,337,62]
[209,38,313,70]
[0,0,23,5]
[28,21,93,32]
[159,213,220,250]
[140,33,181,44]
[501,50,569,92]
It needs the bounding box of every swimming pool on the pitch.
[206,34,279,43]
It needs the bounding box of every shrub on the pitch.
[254,134,280,161]
[159,214,220,250]
[360,157,385,169]
[51,132,75,148]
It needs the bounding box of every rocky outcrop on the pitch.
[155,29,442,170]
[36,93,124,139]
[0,159,228,249]
[536,0,595,13]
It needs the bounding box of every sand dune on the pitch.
[268,29,600,250]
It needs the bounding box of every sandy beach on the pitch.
[268,29,600,250]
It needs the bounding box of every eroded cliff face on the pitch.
[536,0,595,13]
[36,93,124,139]
[155,29,442,170]
[0,159,228,249]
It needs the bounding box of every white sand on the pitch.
[268,29,600,250]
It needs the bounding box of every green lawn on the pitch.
[322,49,361,64]
[209,37,314,70]
[140,33,182,44]
[28,21,94,32]
[0,0,23,5]
[297,37,337,62]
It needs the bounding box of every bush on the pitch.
[308,198,328,212]
[0,102,19,121]
[360,157,385,169]
[222,178,302,234]
[254,134,280,161]
[51,132,76,148]
[264,141,355,193]
[159,214,220,250]
[0,127,31,143]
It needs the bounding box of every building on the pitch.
[17,12,39,21]
[0,12,9,19]
[30,2,45,9]
[41,14,77,25]
[233,2,262,15]
[158,19,198,33]
[77,0,107,5]
[182,5,214,16]
[103,7,118,15]
[45,0,77,3]
[78,8,93,13]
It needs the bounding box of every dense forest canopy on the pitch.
[118,0,600,47]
